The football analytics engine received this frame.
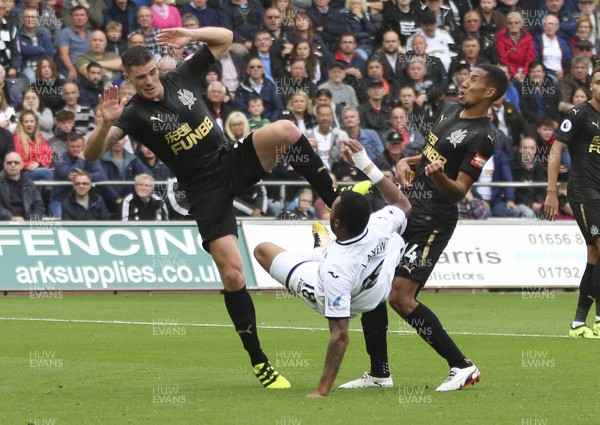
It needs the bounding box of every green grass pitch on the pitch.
[1,292,597,425]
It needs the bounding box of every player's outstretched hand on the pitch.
[97,85,127,126]
[341,139,364,164]
[544,192,558,221]
[343,139,364,154]
[396,158,414,187]
[156,28,194,48]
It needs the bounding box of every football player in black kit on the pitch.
[340,64,508,392]
[545,67,600,339]
[84,27,339,389]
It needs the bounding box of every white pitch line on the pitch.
[0,317,568,338]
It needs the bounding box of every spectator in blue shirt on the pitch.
[49,133,106,219]
[99,136,151,217]
[56,6,92,80]
[61,170,111,221]
[235,56,284,122]
[341,105,383,161]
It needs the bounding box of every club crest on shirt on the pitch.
[447,129,467,147]
[177,89,197,110]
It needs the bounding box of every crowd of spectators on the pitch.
[0,0,591,221]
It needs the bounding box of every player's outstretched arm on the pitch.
[156,27,233,59]
[544,140,568,220]
[307,318,350,398]
[342,140,411,216]
[84,86,127,161]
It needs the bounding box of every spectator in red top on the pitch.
[12,110,53,181]
[495,11,535,82]
[568,15,597,56]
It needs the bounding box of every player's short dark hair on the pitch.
[592,65,600,79]
[335,191,371,236]
[121,46,154,70]
[477,63,508,102]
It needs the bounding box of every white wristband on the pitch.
[351,149,384,184]
[366,167,384,184]
[351,149,372,171]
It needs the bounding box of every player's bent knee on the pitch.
[389,297,408,318]
[220,267,246,290]
[389,290,416,318]
[253,242,280,271]
[254,243,268,267]
[274,120,301,145]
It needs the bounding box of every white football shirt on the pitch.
[317,206,407,318]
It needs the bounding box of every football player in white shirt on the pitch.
[254,140,412,397]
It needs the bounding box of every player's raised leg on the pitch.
[254,242,286,272]
[252,120,338,207]
[210,235,290,388]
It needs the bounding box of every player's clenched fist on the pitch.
[424,160,445,177]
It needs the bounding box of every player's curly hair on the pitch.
[121,46,154,70]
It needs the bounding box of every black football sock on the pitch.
[361,302,390,378]
[224,287,268,366]
[594,262,600,318]
[286,134,337,207]
[574,263,595,323]
[405,303,471,369]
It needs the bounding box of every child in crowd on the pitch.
[247,97,270,131]
[48,109,76,163]
[105,21,127,55]
[535,116,570,182]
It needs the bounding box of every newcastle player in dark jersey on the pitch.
[545,67,600,339]
[340,64,508,392]
[84,27,339,389]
